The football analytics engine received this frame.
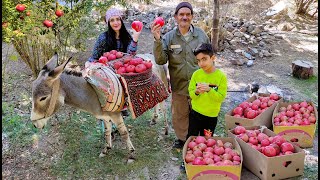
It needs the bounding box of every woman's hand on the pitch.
[151,22,162,41]
[132,25,143,42]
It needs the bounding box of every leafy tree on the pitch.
[2,0,104,77]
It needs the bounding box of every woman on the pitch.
[88,8,142,62]
[88,8,142,118]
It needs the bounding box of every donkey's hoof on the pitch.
[127,158,135,164]
[149,120,157,126]
[99,152,106,158]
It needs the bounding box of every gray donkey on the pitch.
[31,53,170,160]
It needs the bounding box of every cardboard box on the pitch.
[228,126,305,180]
[225,93,283,131]
[272,101,318,148]
[183,136,243,180]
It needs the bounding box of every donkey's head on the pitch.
[30,53,71,129]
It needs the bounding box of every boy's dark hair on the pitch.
[193,43,215,57]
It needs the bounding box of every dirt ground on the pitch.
[2,0,318,180]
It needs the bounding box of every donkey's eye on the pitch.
[40,96,47,101]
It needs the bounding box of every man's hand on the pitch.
[151,22,161,40]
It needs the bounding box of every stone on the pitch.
[239,27,247,32]
[261,50,272,57]
[259,41,266,47]
[248,47,259,55]
[235,49,244,54]
[247,25,255,33]
[242,51,254,60]
[247,60,254,67]
[233,31,243,37]
[274,34,284,39]
[251,26,262,35]
[259,52,264,58]
[229,58,246,66]
[243,33,251,39]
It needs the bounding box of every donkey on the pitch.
[30,53,169,160]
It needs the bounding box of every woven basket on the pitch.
[119,68,152,82]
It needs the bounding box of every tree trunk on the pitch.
[292,60,314,79]
[295,0,315,14]
[211,0,220,52]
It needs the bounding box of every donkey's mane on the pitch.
[63,67,83,77]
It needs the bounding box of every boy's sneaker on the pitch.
[173,139,185,149]
[180,162,186,172]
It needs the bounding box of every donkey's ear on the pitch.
[48,57,72,80]
[43,53,59,71]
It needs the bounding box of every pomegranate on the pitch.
[213,147,225,155]
[257,133,269,142]
[233,107,243,116]
[270,143,280,155]
[280,142,294,153]
[234,126,246,135]
[206,138,216,147]
[270,93,279,100]
[223,142,233,149]
[185,153,195,163]
[246,110,256,119]
[239,101,250,109]
[272,135,286,146]
[261,139,270,147]
[204,147,214,153]
[216,140,224,147]
[203,157,214,165]
[193,149,203,157]
[116,67,126,74]
[113,61,123,70]
[300,101,308,108]
[263,146,277,157]
[195,136,206,144]
[187,141,197,150]
[192,157,205,165]
[197,143,207,151]
[203,152,214,159]
[252,99,261,107]
[109,50,117,55]
[249,137,258,145]
[131,20,143,32]
[153,17,165,27]
[233,155,241,161]
[239,134,249,142]
[222,153,232,161]
[135,64,147,73]
[292,103,300,111]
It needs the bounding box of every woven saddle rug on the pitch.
[119,68,169,119]
[83,63,125,112]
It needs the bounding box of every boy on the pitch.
[187,43,227,138]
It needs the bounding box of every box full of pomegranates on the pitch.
[225,93,283,131]
[272,101,318,148]
[228,125,305,180]
[183,136,243,180]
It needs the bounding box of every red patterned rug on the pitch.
[119,68,169,119]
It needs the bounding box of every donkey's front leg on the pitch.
[110,113,135,159]
[99,119,112,158]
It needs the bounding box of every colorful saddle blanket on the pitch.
[83,63,125,112]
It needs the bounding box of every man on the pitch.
[151,2,210,148]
